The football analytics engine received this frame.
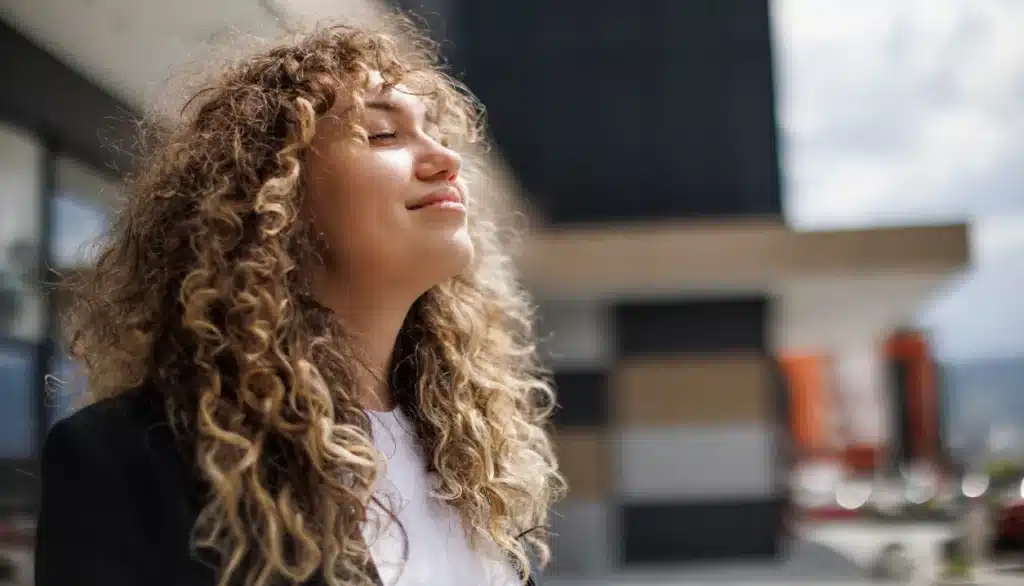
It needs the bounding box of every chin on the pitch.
[422,228,475,281]
[446,230,476,275]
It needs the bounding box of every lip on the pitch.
[407,186,463,210]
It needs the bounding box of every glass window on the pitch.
[53,156,117,269]
[48,350,84,427]
[48,157,119,424]
[0,122,44,342]
[0,341,35,459]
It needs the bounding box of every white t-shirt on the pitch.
[361,409,520,586]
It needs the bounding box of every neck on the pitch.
[317,280,417,412]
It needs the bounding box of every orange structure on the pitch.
[779,354,831,459]
[780,330,942,473]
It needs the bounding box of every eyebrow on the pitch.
[364,97,438,125]
[364,99,402,113]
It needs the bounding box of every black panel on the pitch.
[552,370,609,428]
[614,298,767,358]
[769,357,794,498]
[890,359,914,468]
[447,0,782,223]
[0,20,137,175]
[933,362,951,469]
[621,498,783,563]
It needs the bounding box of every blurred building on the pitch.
[781,331,949,520]
[0,0,970,580]
[783,331,944,471]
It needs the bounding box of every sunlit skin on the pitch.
[306,73,474,410]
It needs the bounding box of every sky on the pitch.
[772,0,1024,362]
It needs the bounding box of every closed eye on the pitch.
[368,132,397,142]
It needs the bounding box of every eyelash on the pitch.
[366,130,449,148]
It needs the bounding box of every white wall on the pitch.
[832,344,891,446]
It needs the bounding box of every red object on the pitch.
[995,498,1024,550]
[886,331,940,464]
[844,445,884,474]
[780,354,830,459]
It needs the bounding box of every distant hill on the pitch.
[940,357,1024,463]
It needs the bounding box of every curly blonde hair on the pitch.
[62,18,563,586]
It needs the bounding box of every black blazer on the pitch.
[35,388,538,586]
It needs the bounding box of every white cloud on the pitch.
[974,215,1024,259]
[773,0,1024,360]
[774,0,1024,228]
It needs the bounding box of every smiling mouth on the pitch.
[407,187,463,210]
[409,201,464,211]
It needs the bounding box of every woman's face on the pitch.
[304,72,474,298]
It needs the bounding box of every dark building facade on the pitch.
[439,0,782,224]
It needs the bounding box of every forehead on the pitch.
[340,71,432,119]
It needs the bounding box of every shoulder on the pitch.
[35,388,199,584]
[53,385,166,438]
[41,386,180,489]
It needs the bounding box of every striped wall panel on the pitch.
[543,296,785,573]
[537,299,612,368]
[548,412,619,574]
[551,371,608,428]
[621,498,784,564]
[547,501,615,575]
[539,300,617,575]
[615,426,777,501]
[614,299,767,357]
[612,356,770,426]
[552,429,609,501]
[612,298,782,564]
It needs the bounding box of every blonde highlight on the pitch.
[63,17,563,586]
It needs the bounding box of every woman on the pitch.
[35,19,563,586]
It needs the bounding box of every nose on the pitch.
[415,140,462,183]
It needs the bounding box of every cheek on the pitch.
[334,155,410,231]
[306,152,412,265]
